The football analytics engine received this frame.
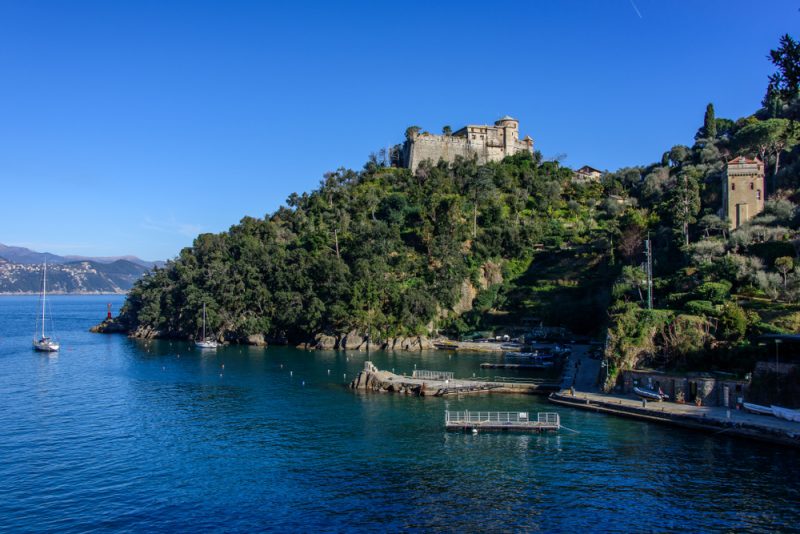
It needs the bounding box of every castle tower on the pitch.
[495,115,519,156]
[722,156,765,229]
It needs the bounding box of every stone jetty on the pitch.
[349,362,558,397]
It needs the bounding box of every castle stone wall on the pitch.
[402,117,534,172]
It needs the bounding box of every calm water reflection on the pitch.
[0,295,797,531]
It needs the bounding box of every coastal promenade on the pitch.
[550,391,800,448]
[552,343,800,447]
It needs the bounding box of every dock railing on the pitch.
[413,369,454,380]
[444,410,560,430]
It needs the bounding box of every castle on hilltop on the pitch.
[396,116,534,171]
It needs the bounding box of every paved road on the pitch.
[566,390,800,434]
[560,344,600,391]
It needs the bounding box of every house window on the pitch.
[731,183,735,190]
[472,134,476,140]
[757,189,761,200]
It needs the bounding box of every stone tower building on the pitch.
[722,156,765,229]
[399,116,534,172]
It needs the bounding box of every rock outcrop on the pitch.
[89,318,129,334]
[129,324,163,339]
[244,333,268,346]
[313,333,338,350]
[349,362,427,395]
[297,331,438,352]
[381,335,436,351]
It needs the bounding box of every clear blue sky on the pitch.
[1,0,797,260]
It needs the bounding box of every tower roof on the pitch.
[498,115,517,121]
[727,156,762,165]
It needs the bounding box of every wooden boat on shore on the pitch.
[771,405,800,422]
[633,386,668,401]
[743,402,773,416]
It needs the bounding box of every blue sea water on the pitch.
[0,295,798,532]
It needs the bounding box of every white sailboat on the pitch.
[195,302,218,349]
[33,260,59,352]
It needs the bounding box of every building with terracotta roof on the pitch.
[572,165,603,183]
[722,156,765,229]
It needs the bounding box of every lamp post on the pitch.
[775,339,782,399]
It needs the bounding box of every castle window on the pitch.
[757,189,761,200]
[472,135,476,140]
[750,182,754,190]
[731,183,735,190]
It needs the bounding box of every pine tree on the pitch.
[704,103,717,139]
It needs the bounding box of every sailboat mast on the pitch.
[41,260,47,339]
[202,303,206,340]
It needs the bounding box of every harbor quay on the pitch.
[549,390,800,449]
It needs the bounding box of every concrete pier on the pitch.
[350,362,559,397]
[550,390,800,448]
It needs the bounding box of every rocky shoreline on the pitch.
[90,320,443,352]
[350,361,558,396]
[295,330,440,351]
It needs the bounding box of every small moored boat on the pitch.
[743,402,773,416]
[195,303,218,349]
[33,260,59,353]
[633,386,668,401]
[771,405,800,422]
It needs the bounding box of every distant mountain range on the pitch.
[0,243,163,294]
[0,243,163,269]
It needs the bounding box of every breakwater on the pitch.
[350,361,559,396]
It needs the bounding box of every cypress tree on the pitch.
[704,103,716,139]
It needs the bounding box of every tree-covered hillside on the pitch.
[119,148,619,343]
[603,34,800,398]
[118,34,800,384]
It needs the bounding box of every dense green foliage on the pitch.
[606,34,800,376]
[121,151,618,342]
[122,33,800,386]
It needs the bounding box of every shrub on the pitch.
[685,300,718,317]
[694,281,733,304]
[718,302,747,341]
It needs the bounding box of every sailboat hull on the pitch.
[195,340,218,349]
[33,339,60,352]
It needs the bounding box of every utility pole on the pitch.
[645,234,653,310]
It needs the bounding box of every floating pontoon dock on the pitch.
[445,410,561,432]
[480,362,554,370]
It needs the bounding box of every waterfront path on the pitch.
[560,343,599,390]
[550,390,800,448]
